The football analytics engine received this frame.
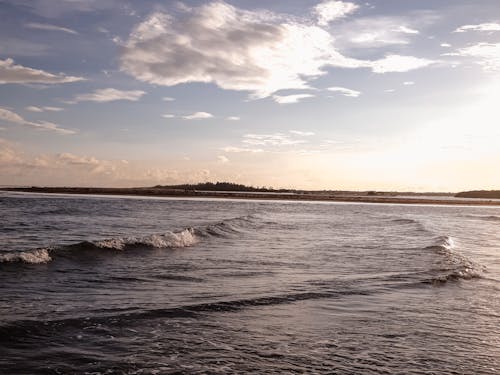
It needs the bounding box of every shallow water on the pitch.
[0,192,499,374]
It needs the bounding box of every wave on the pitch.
[0,215,257,265]
[465,214,500,222]
[390,218,418,224]
[423,236,485,285]
[0,248,52,264]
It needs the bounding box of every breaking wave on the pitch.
[0,215,257,265]
[0,248,52,264]
[423,236,485,285]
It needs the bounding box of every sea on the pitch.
[0,192,498,374]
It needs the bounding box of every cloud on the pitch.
[454,23,500,33]
[162,114,175,119]
[162,97,175,101]
[338,16,425,47]
[25,22,78,34]
[226,116,240,121]
[57,153,100,166]
[370,55,436,73]
[0,58,84,84]
[71,88,146,103]
[217,155,229,163]
[119,2,436,98]
[0,108,75,134]
[221,146,264,153]
[182,112,213,120]
[394,26,419,34]
[451,43,500,71]
[243,133,306,146]
[290,130,315,136]
[403,81,415,85]
[327,86,361,97]
[313,1,359,26]
[120,2,366,99]
[272,94,315,104]
[440,43,451,48]
[25,106,64,112]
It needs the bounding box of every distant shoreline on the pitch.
[2,187,500,206]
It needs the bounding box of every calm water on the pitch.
[0,192,499,374]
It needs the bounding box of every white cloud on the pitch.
[454,23,500,33]
[0,58,84,84]
[327,86,361,97]
[290,130,315,136]
[25,106,43,112]
[71,88,146,103]
[272,94,315,104]
[182,112,213,120]
[162,97,175,101]
[441,43,451,48]
[226,116,240,121]
[403,81,415,85]
[217,155,229,163]
[221,146,264,153]
[0,107,75,134]
[339,16,425,47]
[120,2,366,99]
[370,55,436,73]
[394,25,419,34]
[44,106,64,111]
[26,106,64,112]
[162,114,175,119]
[118,2,436,97]
[25,22,78,34]
[314,1,359,26]
[451,43,500,71]
[243,133,306,146]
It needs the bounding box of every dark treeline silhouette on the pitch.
[456,190,500,199]
[154,181,295,193]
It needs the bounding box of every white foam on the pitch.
[0,248,52,264]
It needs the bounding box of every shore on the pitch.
[2,187,500,206]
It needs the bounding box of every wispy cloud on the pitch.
[370,55,437,73]
[70,88,146,103]
[226,116,240,121]
[162,97,175,101]
[327,86,361,97]
[25,22,78,34]
[0,58,84,84]
[454,23,500,33]
[338,16,426,48]
[25,106,64,112]
[403,81,415,85]
[450,43,500,71]
[221,146,264,153]
[313,1,359,26]
[0,107,75,134]
[243,133,306,146]
[217,155,229,163]
[182,112,213,120]
[290,130,315,136]
[272,94,315,104]
[162,114,175,119]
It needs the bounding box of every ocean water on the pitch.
[0,192,499,374]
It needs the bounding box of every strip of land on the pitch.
[2,186,500,206]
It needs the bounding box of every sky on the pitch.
[0,0,500,191]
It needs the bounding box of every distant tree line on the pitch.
[153,181,296,193]
[455,190,500,199]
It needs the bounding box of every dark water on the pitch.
[0,192,499,374]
